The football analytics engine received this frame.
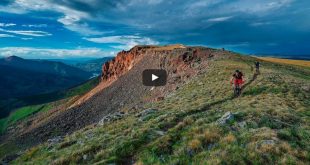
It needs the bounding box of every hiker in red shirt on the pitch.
[230,70,245,96]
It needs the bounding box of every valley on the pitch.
[0,56,110,119]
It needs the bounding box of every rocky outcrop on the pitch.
[101,46,156,82]
[100,45,215,85]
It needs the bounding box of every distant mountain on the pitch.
[0,56,92,99]
[46,58,103,65]
[0,56,92,80]
[73,57,114,75]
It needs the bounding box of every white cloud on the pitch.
[21,37,33,40]
[187,0,224,12]
[8,30,51,37]
[0,0,97,36]
[60,21,104,36]
[206,16,233,22]
[0,47,114,59]
[0,33,15,38]
[56,9,104,35]
[0,28,52,37]
[0,0,296,38]
[0,23,16,27]
[225,0,294,14]
[84,35,159,50]
[128,0,164,5]
[22,24,48,28]
[0,1,50,14]
[250,22,272,26]
[58,14,81,25]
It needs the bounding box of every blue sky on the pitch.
[0,0,309,59]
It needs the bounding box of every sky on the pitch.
[0,0,309,59]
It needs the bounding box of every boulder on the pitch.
[237,121,247,129]
[217,112,234,125]
[47,136,63,147]
[135,108,157,117]
[98,112,127,125]
[301,85,310,92]
[135,108,158,121]
[154,130,165,136]
[83,154,87,160]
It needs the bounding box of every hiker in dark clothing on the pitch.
[255,61,260,74]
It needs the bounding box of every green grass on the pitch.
[0,118,8,134]
[0,77,99,134]
[9,54,310,164]
[0,104,51,133]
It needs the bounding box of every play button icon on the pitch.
[143,69,167,86]
[152,74,159,81]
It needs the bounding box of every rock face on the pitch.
[101,46,156,82]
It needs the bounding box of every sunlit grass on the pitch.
[259,57,310,68]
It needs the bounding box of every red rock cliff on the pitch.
[101,45,157,82]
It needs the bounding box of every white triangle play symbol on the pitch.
[152,74,159,81]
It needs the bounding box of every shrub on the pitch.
[151,135,173,155]
[183,116,194,125]
[58,140,77,150]
[204,130,220,144]
[188,139,202,151]
[222,133,236,143]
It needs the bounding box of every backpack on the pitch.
[233,72,243,79]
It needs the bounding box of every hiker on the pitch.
[255,61,260,74]
[230,70,245,96]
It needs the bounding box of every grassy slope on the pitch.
[12,55,310,164]
[0,77,99,134]
[0,105,51,133]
